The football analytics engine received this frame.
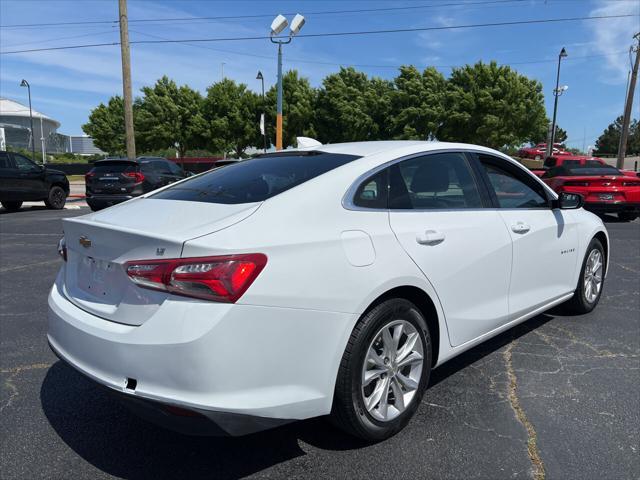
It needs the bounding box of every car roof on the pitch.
[297,140,504,158]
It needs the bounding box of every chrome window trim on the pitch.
[342,147,558,212]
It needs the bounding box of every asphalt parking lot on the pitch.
[0,206,638,480]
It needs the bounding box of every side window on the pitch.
[156,161,173,174]
[479,158,549,209]
[167,161,183,175]
[12,154,38,171]
[388,152,483,209]
[0,152,12,169]
[353,169,387,209]
[563,160,580,167]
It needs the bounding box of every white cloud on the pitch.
[588,0,640,83]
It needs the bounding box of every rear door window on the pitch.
[151,152,360,204]
[388,152,483,209]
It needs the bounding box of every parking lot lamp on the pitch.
[547,47,568,158]
[256,71,267,152]
[19,79,36,162]
[270,14,305,151]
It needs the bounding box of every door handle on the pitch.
[511,222,531,234]
[416,229,446,245]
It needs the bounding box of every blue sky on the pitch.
[1,0,639,149]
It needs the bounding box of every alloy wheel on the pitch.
[584,249,603,303]
[361,319,424,422]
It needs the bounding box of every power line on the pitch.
[130,29,630,70]
[2,13,637,55]
[1,29,117,49]
[0,0,528,29]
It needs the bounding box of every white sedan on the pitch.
[48,141,608,440]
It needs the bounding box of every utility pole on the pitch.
[617,32,640,169]
[118,0,136,160]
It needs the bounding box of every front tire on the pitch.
[1,201,23,212]
[331,298,432,441]
[45,186,66,210]
[564,238,605,314]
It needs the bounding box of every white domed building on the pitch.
[0,97,65,153]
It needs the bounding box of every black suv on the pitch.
[86,157,187,211]
[0,151,69,211]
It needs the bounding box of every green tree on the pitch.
[595,116,640,155]
[136,76,207,157]
[439,61,547,149]
[390,65,447,140]
[530,124,568,145]
[553,125,568,144]
[315,67,393,143]
[265,70,317,148]
[82,96,130,155]
[204,79,261,158]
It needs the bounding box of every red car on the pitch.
[541,164,640,221]
[530,155,607,177]
[517,143,569,160]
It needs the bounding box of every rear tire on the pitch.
[564,238,605,314]
[1,201,22,212]
[618,212,638,222]
[331,298,432,442]
[45,186,66,210]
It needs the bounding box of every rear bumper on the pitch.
[584,202,640,214]
[48,339,291,436]
[86,195,136,209]
[47,271,356,435]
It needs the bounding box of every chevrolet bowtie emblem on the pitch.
[79,236,92,248]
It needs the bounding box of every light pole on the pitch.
[256,71,267,153]
[547,47,568,159]
[40,116,46,164]
[270,13,305,150]
[19,79,36,162]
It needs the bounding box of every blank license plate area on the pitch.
[77,256,119,299]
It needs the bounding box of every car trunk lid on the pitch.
[61,198,260,325]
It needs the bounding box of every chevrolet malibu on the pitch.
[48,141,608,441]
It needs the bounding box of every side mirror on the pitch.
[553,192,584,210]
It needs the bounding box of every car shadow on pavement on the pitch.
[40,312,557,479]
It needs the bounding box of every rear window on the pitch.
[585,160,604,167]
[91,161,138,174]
[544,166,621,178]
[151,152,360,204]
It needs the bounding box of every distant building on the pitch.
[68,135,103,155]
[0,97,104,156]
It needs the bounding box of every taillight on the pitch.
[124,172,145,183]
[85,170,95,181]
[57,237,67,262]
[564,181,590,186]
[125,254,267,303]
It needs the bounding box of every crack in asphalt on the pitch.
[504,341,546,480]
[0,259,60,273]
[0,363,52,413]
